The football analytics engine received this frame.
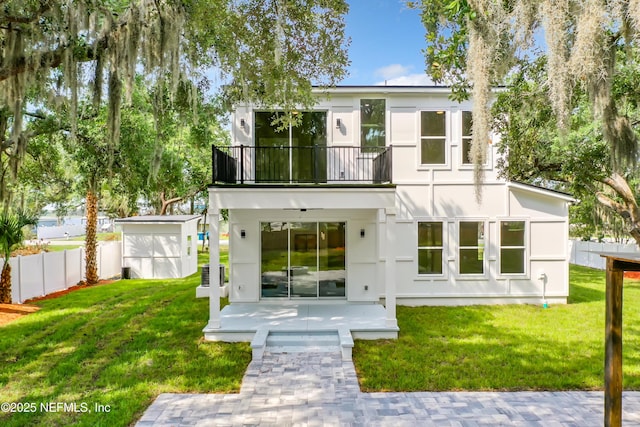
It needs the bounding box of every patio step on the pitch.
[267,331,340,349]
[251,328,354,361]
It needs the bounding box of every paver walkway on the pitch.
[136,350,640,426]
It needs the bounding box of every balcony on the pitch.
[212,145,392,185]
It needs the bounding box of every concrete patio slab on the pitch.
[203,303,398,342]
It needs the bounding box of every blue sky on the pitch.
[341,1,432,85]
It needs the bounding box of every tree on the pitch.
[0,210,37,303]
[491,55,640,243]
[412,0,640,245]
[0,0,350,204]
[64,105,112,284]
[2,1,349,283]
[138,82,229,215]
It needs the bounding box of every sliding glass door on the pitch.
[261,221,345,299]
[254,112,327,183]
[290,222,318,297]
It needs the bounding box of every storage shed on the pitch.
[115,215,201,279]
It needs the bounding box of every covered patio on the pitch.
[202,303,399,342]
[204,184,400,343]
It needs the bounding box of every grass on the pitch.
[353,264,640,391]
[1,262,639,425]
[0,259,249,427]
[46,245,85,252]
[49,232,121,242]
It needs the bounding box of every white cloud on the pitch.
[374,73,435,86]
[372,63,436,86]
[374,64,412,80]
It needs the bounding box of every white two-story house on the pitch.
[202,86,573,343]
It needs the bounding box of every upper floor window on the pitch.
[420,111,446,164]
[418,222,443,275]
[459,221,484,275]
[361,99,385,151]
[254,111,327,182]
[462,111,473,164]
[500,221,526,274]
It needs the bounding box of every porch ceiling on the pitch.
[209,186,396,210]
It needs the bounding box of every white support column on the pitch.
[208,208,221,329]
[385,207,398,328]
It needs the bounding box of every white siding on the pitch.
[219,88,572,306]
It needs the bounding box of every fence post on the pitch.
[63,250,68,289]
[17,256,22,303]
[99,244,103,280]
[81,247,85,282]
[41,252,46,297]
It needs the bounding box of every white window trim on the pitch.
[416,219,447,278]
[417,110,450,170]
[497,218,529,278]
[455,218,489,279]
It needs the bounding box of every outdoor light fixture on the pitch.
[241,229,246,238]
[240,118,246,129]
[336,118,342,129]
[360,228,365,238]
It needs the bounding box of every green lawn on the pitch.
[0,264,249,427]
[1,263,639,426]
[354,264,640,391]
[46,233,121,252]
[49,232,121,242]
[46,245,84,252]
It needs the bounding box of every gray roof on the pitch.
[114,215,201,224]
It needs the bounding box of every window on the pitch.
[500,221,526,274]
[462,111,473,164]
[254,111,327,182]
[459,221,484,274]
[418,222,443,274]
[420,111,446,164]
[360,99,385,151]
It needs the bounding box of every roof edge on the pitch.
[507,182,576,202]
[114,215,202,224]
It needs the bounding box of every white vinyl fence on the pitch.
[569,240,640,270]
[1,241,122,303]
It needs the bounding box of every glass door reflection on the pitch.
[260,222,289,297]
[319,222,346,297]
[260,221,346,299]
[289,222,318,297]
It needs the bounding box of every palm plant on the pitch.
[0,211,37,303]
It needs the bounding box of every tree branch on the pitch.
[24,111,48,120]
[602,173,636,207]
[596,192,630,219]
[159,184,208,215]
[0,1,53,26]
[0,10,121,82]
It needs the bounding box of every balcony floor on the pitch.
[203,303,398,342]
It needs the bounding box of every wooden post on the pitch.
[604,257,623,427]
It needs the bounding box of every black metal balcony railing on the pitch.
[212,145,392,184]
